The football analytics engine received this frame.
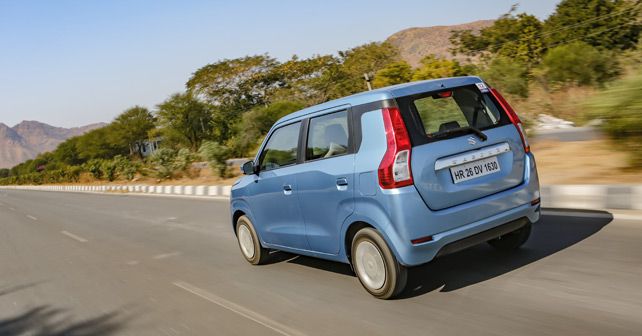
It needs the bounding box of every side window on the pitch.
[306,110,350,160]
[259,122,301,171]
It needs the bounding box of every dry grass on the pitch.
[61,166,241,186]
[511,85,598,126]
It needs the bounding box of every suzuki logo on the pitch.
[467,136,477,145]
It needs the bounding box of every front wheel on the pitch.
[488,222,531,251]
[351,228,407,299]
[236,215,270,265]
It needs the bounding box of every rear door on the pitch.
[296,109,355,255]
[397,84,526,210]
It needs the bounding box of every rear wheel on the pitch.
[352,228,407,299]
[488,222,531,251]
[236,215,270,265]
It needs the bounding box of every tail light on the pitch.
[490,88,530,153]
[378,107,413,189]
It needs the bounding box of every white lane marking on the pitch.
[9,207,16,211]
[542,210,642,221]
[153,252,181,260]
[61,230,88,243]
[173,281,304,336]
[125,260,139,266]
[26,215,38,221]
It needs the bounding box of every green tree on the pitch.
[111,106,156,158]
[481,56,530,97]
[75,126,128,161]
[544,0,641,51]
[228,101,305,156]
[156,93,214,151]
[412,55,466,81]
[268,55,339,104]
[451,11,545,67]
[53,136,82,166]
[540,41,619,87]
[328,42,400,99]
[373,61,414,88]
[186,55,279,110]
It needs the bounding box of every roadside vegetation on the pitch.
[1,0,641,185]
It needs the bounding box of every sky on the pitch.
[0,0,560,128]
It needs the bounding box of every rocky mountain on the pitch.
[0,121,106,168]
[386,20,494,67]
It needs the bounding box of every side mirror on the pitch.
[241,161,256,175]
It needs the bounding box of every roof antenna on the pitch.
[363,73,373,91]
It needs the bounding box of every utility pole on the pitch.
[363,73,373,91]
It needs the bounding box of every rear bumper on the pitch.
[356,153,541,266]
[396,202,540,266]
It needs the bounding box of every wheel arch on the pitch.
[230,199,254,236]
[344,221,374,265]
[341,201,405,266]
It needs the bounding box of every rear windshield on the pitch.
[398,85,510,144]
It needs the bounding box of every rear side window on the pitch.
[407,85,507,140]
[306,110,349,160]
[259,122,301,171]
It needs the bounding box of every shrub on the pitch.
[83,159,104,179]
[172,148,197,176]
[199,141,229,177]
[540,41,619,88]
[586,69,642,167]
[149,148,176,179]
[112,155,138,180]
[100,160,117,182]
[481,56,530,97]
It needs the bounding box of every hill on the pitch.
[386,20,494,67]
[0,121,106,168]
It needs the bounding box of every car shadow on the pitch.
[277,209,613,299]
[397,209,613,299]
[0,282,133,336]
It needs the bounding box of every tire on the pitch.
[488,222,531,251]
[351,228,407,299]
[236,215,270,265]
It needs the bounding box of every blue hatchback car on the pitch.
[231,76,541,299]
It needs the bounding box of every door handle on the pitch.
[283,184,293,195]
[336,178,348,186]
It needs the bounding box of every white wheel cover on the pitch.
[355,240,386,290]
[238,224,255,259]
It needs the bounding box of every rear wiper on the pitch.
[434,126,488,141]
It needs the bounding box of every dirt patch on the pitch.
[532,139,642,184]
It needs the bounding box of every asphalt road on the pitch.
[0,190,641,335]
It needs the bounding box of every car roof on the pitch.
[275,76,484,125]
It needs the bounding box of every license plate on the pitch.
[450,156,501,183]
